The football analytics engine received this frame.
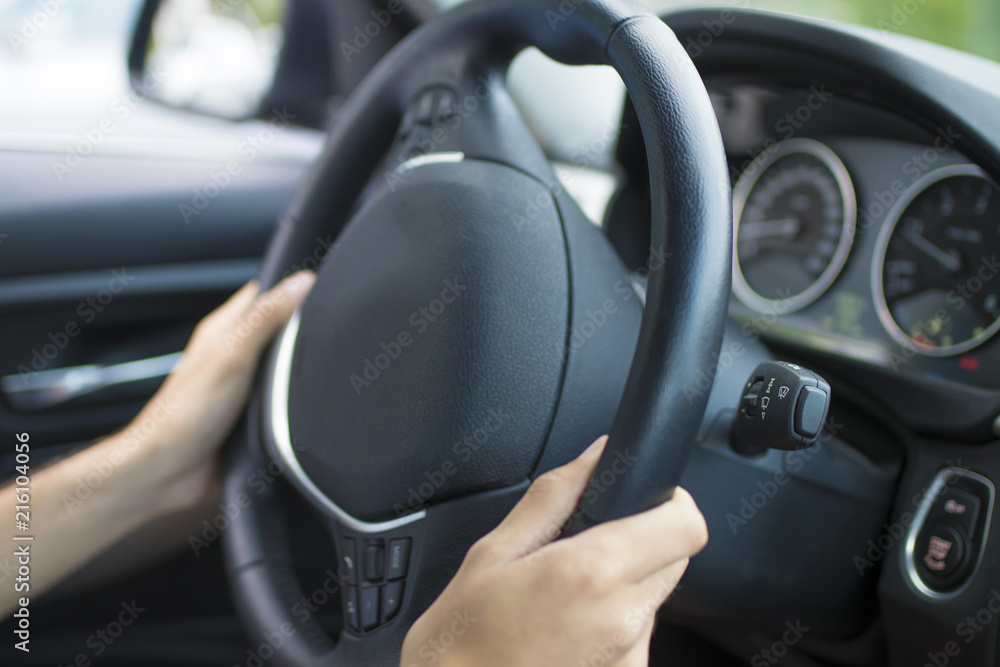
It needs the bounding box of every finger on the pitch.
[565,487,707,584]
[239,271,317,352]
[219,279,261,315]
[484,436,608,561]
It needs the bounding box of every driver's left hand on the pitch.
[132,270,316,511]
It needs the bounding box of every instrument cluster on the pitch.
[717,84,1000,389]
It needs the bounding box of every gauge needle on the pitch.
[739,218,801,241]
[902,227,962,272]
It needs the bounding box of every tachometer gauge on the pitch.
[733,139,856,313]
[874,164,1000,356]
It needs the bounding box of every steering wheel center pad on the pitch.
[288,160,569,522]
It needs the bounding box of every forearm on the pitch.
[0,272,313,617]
[0,427,205,616]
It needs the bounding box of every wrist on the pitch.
[99,405,208,519]
[401,624,476,667]
[121,389,199,479]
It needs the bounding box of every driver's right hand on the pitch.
[400,436,708,667]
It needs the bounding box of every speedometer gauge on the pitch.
[874,164,1000,356]
[733,139,856,313]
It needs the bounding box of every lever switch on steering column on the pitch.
[732,361,831,453]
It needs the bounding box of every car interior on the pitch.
[2,0,1000,665]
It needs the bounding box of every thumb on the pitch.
[485,436,607,562]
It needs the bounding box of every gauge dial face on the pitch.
[733,139,856,313]
[874,166,1000,356]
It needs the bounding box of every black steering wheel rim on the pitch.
[223,1,732,664]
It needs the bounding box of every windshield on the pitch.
[433,0,999,63]
[673,0,999,63]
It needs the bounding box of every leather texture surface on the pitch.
[568,14,731,526]
[288,160,568,521]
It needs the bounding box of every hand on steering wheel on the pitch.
[401,436,707,667]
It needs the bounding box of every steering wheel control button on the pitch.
[732,361,831,453]
[381,581,404,622]
[341,538,357,584]
[387,538,411,580]
[365,543,385,582]
[794,386,827,438]
[346,587,360,631]
[414,90,435,122]
[740,380,764,418]
[339,534,414,631]
[917,520,967,582]
[361,587,380,631]
[435,91,457,123]
[394,88,462,163]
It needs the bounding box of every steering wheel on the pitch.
[222,0,731,664]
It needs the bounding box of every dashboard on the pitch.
[711,83,1000,392]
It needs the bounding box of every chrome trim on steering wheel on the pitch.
[266,310,427,533]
